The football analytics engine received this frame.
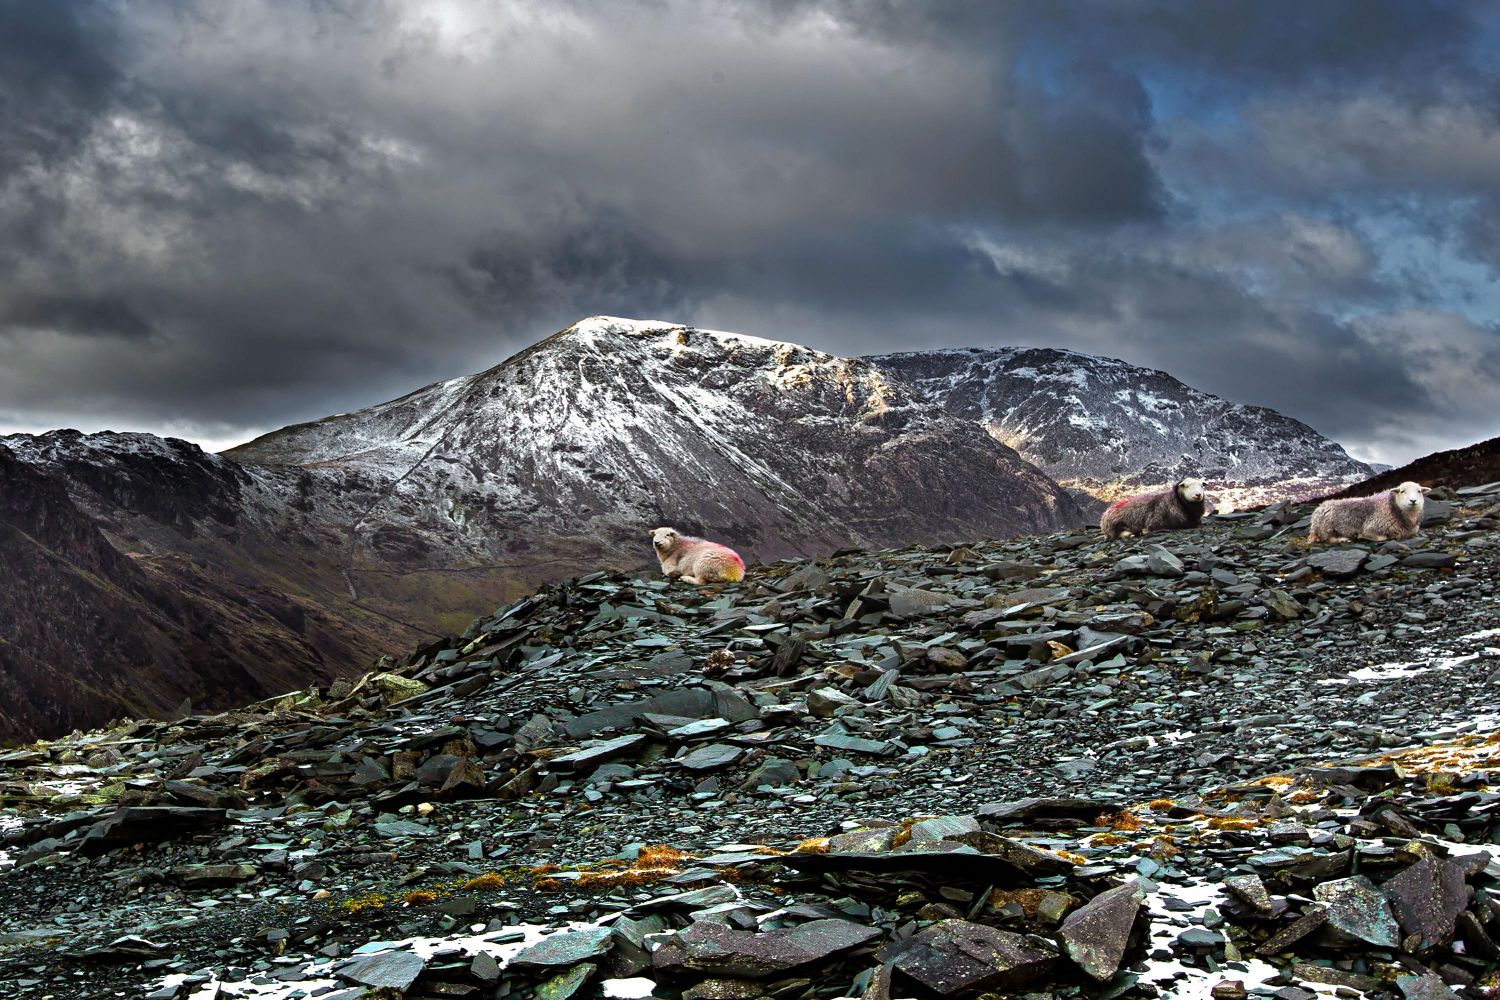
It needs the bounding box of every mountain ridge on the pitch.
[869,344,1372,506]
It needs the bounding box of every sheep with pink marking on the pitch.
[1308,481,1429,543]
[1100,478,1207,539]
[650,527,745,584]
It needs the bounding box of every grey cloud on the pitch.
[0,0,1495,464]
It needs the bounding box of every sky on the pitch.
[2,1,1499,464]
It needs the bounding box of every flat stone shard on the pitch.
[534,961,598,1000]
[549,734,650,770]
[1224,874,1274,915]
[1058,883,1145,981]
[656,918,880,978]
[512,927,615,967]
[1397,973,1461,1000]
[338,949,426,990]
[1313,875,1401,948]
[1306,548,1368,578]
[1382,855,1474,953]
[877,919,1057,996]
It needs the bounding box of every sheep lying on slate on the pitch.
[1100,478,1207,540]
[1308,480,1429,544]
[651,527,745,584]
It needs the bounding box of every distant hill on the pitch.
[1327,435,1500,498]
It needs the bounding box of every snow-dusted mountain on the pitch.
[2,318,1082,738]
[870,346,1372,506]
[230,317,1081,580]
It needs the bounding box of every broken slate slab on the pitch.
[1313,875,1400,948]
[976,797,1110,826]
[677,744,745,772]
[1382,855,1474,953]
[338,950,427,990]
[1306,548,1368,578]
[1224,874,1274,915]
[550,734,651,770]
[511,927,615,968]
[1058,882,1145,982]
[813,733,897,756]
[653,918,880,978]
[878,919,1056,996]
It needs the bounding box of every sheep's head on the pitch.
[1392,481,1429,510]
[651,527,680,556]
[1176,478,1206,504]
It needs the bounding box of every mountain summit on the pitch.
[229,317,1082,592]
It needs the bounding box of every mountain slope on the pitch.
[1326,434,1500,498]
[0,432,425,741]
[229,318,1084,606]
[870,347,1371,505]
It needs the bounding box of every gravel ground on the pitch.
[2,486,1498,999]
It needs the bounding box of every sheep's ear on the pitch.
[1419,486,1431,494]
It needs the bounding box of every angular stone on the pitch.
[682,978,765,999]
[370,672,428,703]
[1255,908,1328,956]
[550,734,650,770]
[904,815,980,845]
[170,863,257,886]
[976,797,1110,825]
[1382,855,1472,953]
[813,733,896,756]
[534,961,597,1000]
[1059,883,1145,982]
[807,688,858,718]
[1144,546,1184,577]
[1397,973,1461,1000]
[740,757,799,789]
[1313,875,1400,948]
[777,563,830,593]
[1307,549,1368,578]
[1401,551,1456,569]
[77,807,227,855]
[656,918,880,978]
[1224,874,1274,915]
[339,950,427,990]
[878,919,1056,996]
[512,927,615,967]
[1292,963,1381,992]
[888,587,951,617]
[678,744,744,772]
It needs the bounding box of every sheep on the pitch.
[1308,481,1428,544]
[650,527,745,584]
[1100,478,1207,540]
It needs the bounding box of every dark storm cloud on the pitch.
[0,0,123,175]
[0,0,1497,463]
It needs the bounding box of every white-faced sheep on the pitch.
[1308,481,1429,543]
[1100,478,1207,540]
[650,527,745,584]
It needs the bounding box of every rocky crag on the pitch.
[871,347,1373,507]
[2,481,1498,998]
